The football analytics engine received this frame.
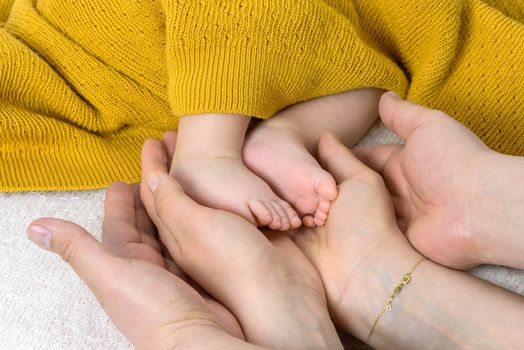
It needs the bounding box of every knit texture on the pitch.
[0,0,523,191]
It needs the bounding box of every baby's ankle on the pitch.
[174,144,243,162]
[245,118,312,154]
[174,113,250,162]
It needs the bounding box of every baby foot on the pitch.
[243,123,337,227]
[170,152,301,231]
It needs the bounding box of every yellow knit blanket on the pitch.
[1,0,523,191]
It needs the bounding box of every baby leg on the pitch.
[243,88,382,227]
[170,114,301,231]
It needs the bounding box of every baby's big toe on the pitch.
[248,200,273,227]
[315,174,338,201]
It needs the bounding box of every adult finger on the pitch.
[101,182,160,255]
[27,218,237,348]
[144,171,213,248]
[317,131,375,184]
[352,143,402,175]
[379,91,440,139]
[129,183,161,251]
[141,138,170,179]
[162,130,178,164]
[144,170,273,289]
[140,138,171,223]
[28,218,124,294]
[139,138,209,277]
[101,182,139,249]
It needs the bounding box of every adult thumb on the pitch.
[379,92,436,140]
[318,131,374,184]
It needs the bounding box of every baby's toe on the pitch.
[264,201,283,230]
[248,200,272,226]
[310,199,331,227]
[302,215,315,228]
[313,218,326,227]
[313,215,327,227]
[314,173,338,201]
[318,199,331,213]
[278,199,301,229]
[270,200,290,231]
[315,210,328,222]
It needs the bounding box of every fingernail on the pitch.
[386,91,401,100]
[28,225,51,250]
[147,172,160,193]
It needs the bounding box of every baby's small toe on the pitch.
[311,199,331,227]
[302,215,315,228]
[314,216,327,227]
[270,201,290,231]
[315,210,328,222]
[312,212,327,227]
[264,202,283,230]
[318,199,331,213]
[278,199,301,229]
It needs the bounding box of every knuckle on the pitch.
[363,170,386,187]
[58,239,77,264]
[370,171,386,185]
[153,193,170,219]
[155,198,169,219]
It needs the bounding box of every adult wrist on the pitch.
[470,151,524,267]
[328,234,424,342]
[164,324,265,350]
[237,286,343,350]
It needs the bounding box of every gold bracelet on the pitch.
[366,257,427,345]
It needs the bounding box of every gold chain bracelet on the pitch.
[366,257,427,345]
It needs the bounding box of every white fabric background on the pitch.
[1,124,523,349]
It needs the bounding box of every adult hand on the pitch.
[291,132,524,350]
[354,92,524,269]
[291,131,424,343]
[27,180,249,350]
[139,134,343,350]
